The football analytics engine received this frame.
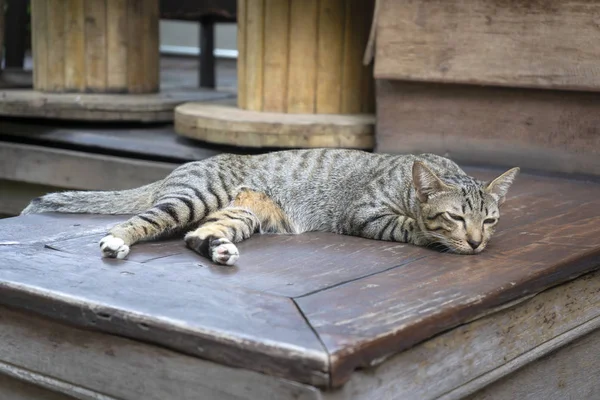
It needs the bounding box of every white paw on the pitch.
[99,235,130,260]
[211,239,239,266]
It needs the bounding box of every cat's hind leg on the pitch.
[100,195,206,259]
[185,188,293,265]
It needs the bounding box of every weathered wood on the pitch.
[0,88,234,122]
[375,0,600,92]
[0,142,177,190]
[322,271,600,400]
[0,371,77,400]
[0,246,329,386]
[236,0,375,114]
[64,0,86,91]
[174,102,375,148]
[375,80,600,177]
[465,329,600,400]
[30,0,159,94]
[0,306,322,400]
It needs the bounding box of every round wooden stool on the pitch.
[175,0,376,149]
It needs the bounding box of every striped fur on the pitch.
[22,149,519,265]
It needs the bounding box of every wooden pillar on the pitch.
[237,0,375,114]
[30,0,159,94]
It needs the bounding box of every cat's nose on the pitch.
[467,239,481,250]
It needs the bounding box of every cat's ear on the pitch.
[485,167,520,206]
[412,161,451,203]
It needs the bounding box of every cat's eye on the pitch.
[447,213,465,222]
[484,218,497,224]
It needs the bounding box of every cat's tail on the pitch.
[21,181,161,215]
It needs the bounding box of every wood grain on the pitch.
[375,0,600,91]
[375,80,600,177]
[0,142,177,190]
[106,0,128,91]
[0,88,233,121]
[286,0,318,113]
[0,371,77,400]
[30,0,49,91]
[243,0,264,110]
[45,0,66,92]
[64,0,86,91]
[315,0,345,113]
[262,0,290,112]
[174,102,375,149]
[83,0,107,91]
[0,246,329,386]
[236,0,247,109]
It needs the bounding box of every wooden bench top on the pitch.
[0,167,599,389]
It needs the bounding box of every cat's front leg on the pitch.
[356,214,428,246]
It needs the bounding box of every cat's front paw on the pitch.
[99,235,130,259]
[185,234,239,266]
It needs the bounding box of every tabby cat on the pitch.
[22,149,519,265]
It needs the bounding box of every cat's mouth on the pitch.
[427,241,484,255]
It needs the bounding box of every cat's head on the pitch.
[412,161,520,254]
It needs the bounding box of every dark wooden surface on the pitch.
[0,168,599,388]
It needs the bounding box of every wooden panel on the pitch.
[243,0,265,110]
[45,0,66,91]
[0,142,177,190]
[340,0,369,114]
[322,271,600,400]
[315,0,345,113]
[106,0,128,91]
[126,0,144,92]
[0,306,322,400]
[286,0,318,113]
[141,0,160,93]
[375,0,600,91]
[84,0,107,91]
[30,0,49,90]
[64,0,85,91]
[467,329,600,400]
[375,80,600,177]
[0,372,76,400]
[0,246,328,387]
[262,0,290,112]
[236,0,247,109]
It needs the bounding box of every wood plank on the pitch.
[84,0,107,91]
[315,0,345,113]
[0,120,229,162]
[262,0,290,112]
[465,329,600,400]
[0,306,323,400]
[30,0,49,90]
[340,0,368,114]
[321,271,600,399]
[236,0,247,109]
[45,0,66,91]
[375,80,600,177]
[64,0,86,91]
[106,0,128,91]
[286,0,318,113]
[0,142,177,190]
[0,88,234,121]
[375,0,600,91]
[126,0,144,92]
[243,0,265,110]
[0,246,329,387]
[0,371,76,400]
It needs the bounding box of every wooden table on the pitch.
[0,168,599,399]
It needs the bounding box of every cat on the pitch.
[21,149,519,265]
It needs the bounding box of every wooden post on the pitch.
[31,0,159,94]
[237,0,375,114]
